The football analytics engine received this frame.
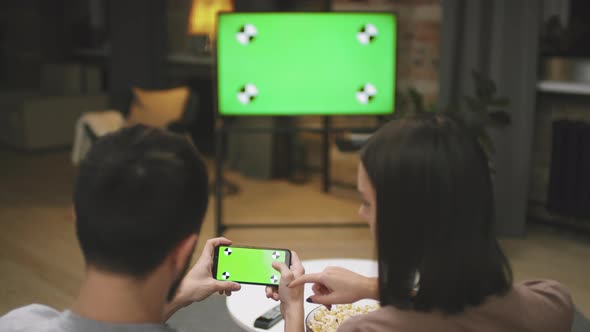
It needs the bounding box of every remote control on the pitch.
[254,305,283,329]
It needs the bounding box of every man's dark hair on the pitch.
[360,113,512,314]
[74,125,208,278]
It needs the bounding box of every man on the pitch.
[0,125,241,331]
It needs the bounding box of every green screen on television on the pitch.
[217,12,396,116]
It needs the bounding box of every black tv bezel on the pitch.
[213,11,398,118]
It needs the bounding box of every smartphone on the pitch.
[212,245,292,286]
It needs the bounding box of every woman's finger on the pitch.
[312,283,331,298]
[288,273,322,288]
[312,283,321,294]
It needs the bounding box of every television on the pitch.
[216,12,396,116]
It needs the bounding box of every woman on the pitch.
[270,112,573,331]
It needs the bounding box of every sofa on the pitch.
[0,62,108,150]
[0,90,108,150]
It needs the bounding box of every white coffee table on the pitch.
[226,258,378,332]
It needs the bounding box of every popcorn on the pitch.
[307,304,379,332]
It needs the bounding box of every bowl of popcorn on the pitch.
[305,303,379,332]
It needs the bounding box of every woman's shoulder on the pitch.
[459,279,574,331]
[512,280,574,318]
[336,280,574,332]
[512,280,573,309]
[514,279,571,300]
[476,279,574,331]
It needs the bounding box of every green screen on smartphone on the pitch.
[214,245,291,286]
[217,12,397,116]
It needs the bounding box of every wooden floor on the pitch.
[1,150,589,317]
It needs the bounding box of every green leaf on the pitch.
[408,88,425,114]
[479,130,496,155]
[463,96,485,112]
[488,111,511,126]
[487,97,509,107]
[442,102,461,114]
[395,92,409,115]
[472,70,497,99]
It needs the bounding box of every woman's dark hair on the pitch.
[360,112,512,314]
[74,125,208,278]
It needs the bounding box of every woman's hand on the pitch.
[265,251,305,332]
[288,266,378,309]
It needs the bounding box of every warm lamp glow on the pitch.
[188,0,233,38]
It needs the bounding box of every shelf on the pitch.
[72,48,110,58]
[71,50,215,67]
[167,53,214,66]
[537,80,590,95]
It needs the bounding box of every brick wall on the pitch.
[333,0,441,105]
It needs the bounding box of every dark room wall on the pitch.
[107,0,167,110]
[0,0,43,89]
[0,0,94,90]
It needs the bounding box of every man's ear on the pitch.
[170,234,198,273]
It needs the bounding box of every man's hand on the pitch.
[164,237,241,321]
[288,266,377,309]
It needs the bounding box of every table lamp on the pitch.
[188,0,233,53]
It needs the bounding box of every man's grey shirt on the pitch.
[0,304,178,332]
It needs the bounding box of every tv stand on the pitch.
[214,116,380,236]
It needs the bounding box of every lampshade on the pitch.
[188,0,233,38]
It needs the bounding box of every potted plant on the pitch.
[395,70,510,163]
